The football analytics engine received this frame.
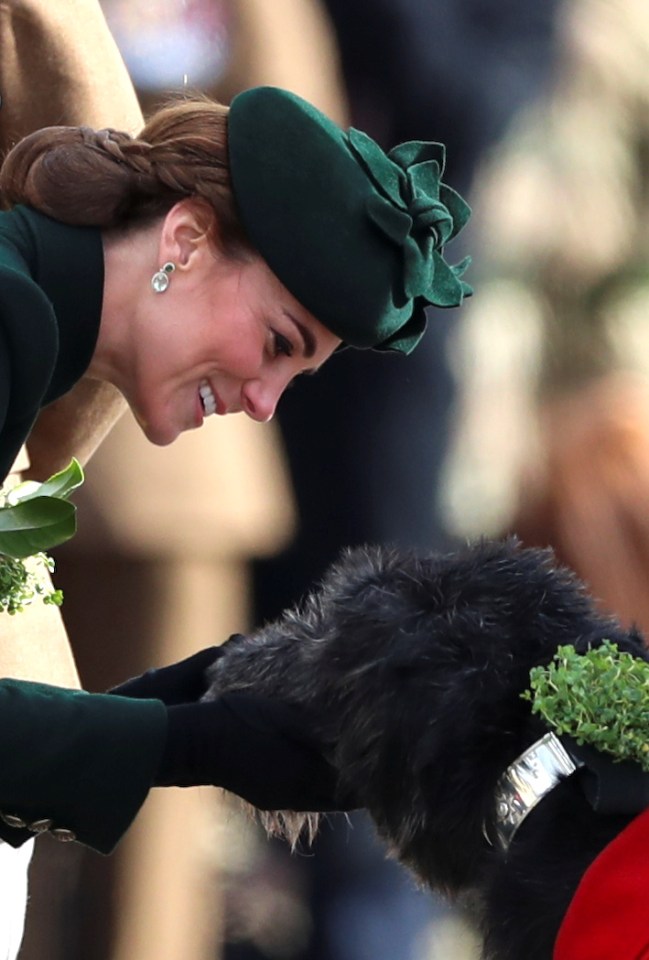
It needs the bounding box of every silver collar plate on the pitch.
[490,732,582,851]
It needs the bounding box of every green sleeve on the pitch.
[0,679,167,854]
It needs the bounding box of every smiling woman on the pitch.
[91,200,341,443]
[0,87,471,461]
[0,85,471,890]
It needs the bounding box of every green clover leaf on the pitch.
[0,459,84,613]
[523,641,649,772]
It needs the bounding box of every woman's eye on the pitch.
[273,331,294,358]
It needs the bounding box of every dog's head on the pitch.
[210,538,647,906]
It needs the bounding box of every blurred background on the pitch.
[18,0,649,957]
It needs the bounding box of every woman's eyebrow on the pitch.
[283,309,317,359]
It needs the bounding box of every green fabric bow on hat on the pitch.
[228,86,473,355]
[348,129,472,310]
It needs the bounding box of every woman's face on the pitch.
[98,213,341,446]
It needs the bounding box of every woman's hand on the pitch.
[112,640,357,811]
[154,693,356,813]
[109,639,244,705]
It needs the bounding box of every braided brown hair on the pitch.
[0,98,254,259]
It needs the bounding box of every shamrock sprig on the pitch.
[523,641,649,771]
[0,459,84,615]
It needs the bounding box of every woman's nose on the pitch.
[241,377,287,423]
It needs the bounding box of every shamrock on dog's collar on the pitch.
[524,641,649,771]
[487,642,649,851]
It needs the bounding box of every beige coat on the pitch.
[0,0,145,687]
[442,0,649,632]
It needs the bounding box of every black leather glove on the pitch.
[154,692,354,812]
[108,639,244,705]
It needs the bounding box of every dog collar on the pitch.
[489,732,582,851]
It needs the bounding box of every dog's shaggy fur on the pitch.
[205,539,647,960]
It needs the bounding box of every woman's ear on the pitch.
[158,198,217,268]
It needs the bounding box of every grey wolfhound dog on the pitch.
[205,538,649,960]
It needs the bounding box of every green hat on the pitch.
[228,87,472,355]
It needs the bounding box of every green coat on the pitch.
[0,206,168,854]
[0,681,166,854]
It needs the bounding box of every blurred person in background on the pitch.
[442,0,649,636]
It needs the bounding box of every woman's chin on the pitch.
[136,415,180,447]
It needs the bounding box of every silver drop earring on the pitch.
[151,261,176,293]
